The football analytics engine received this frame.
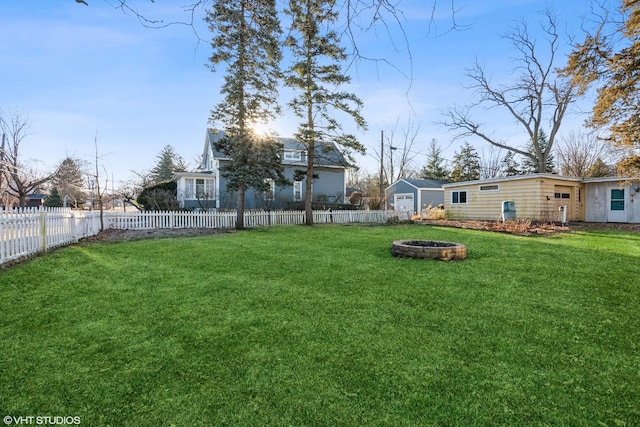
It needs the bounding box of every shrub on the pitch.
[137,181,178,211]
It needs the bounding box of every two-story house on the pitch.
[175,129,350,210]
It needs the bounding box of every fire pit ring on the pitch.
[391,240,467,261]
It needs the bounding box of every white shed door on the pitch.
[608,188,627,222]
[394,193,414,212]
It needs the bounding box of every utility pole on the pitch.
[0,133,5,208]
[379,130,384,210]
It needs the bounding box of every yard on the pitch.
[1,224,639,426]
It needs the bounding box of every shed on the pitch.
[584,177,640,223]
[386,178,447,213]
[442,174,585,222]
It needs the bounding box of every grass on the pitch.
[1,224,639,426]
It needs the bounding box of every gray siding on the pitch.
[585,183,608,222]
[585,182,640,223]
[386,179,445,212]
[420,189,444,208]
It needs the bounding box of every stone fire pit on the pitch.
[391,240,467,261]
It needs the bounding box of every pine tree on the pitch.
[44,187,63,207]
[587,157,615,178]
[205,0,286,229]
[521,130,555,174]
[449,142,481,183]
[284,0,366,225]
[150,145,186,183]
[501,151,521,176]
[53,157,86,208]
[420,139,450,181]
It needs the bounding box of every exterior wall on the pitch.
[585,181,640,223]
[419,189,445,210]
[386,181,416,211]
[217,165,345,210]
[444,176,584,221]
[386,181,445,212]
[311,167,346,201]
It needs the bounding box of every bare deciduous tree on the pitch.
[441,10,577,174]
[556,130,613,178]
[0,110,57,207]
[370,118,422,187]
[479,145,504,179]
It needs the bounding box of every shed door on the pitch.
[394,193,414,213]
[554,185,572,220]
[608,188,627,222]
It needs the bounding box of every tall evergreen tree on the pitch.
[420,139,450,181]
[53,157,86,208]
[44,187,63,207]
[150,145,186,184]
[449,142,481,183]
[205,0,287,229]
[521,130,555,174]
[501,151,521,176]
[284,0,366,225]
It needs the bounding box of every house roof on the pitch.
[582,176,636,184]
[442,173,583,189]
[386,178,448,191]
[206,129,349,168]
[27,193,48,200]
[173,171,215,180]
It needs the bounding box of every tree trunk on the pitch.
[236,185,246,230]
[305,161,314,226]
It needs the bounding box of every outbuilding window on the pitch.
[479,184,499,191]
[451,190,467,204]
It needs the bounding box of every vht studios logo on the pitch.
[3,416,81,425]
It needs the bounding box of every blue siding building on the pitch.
[386,178,447,213]
[176,130,349,210]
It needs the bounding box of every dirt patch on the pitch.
[79,228,233,243]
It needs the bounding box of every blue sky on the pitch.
[1,0,597,187]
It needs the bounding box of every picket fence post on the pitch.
[39,211,47,254]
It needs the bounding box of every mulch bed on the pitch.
[421,219,640,236]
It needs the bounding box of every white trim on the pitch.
[443,173,582,189]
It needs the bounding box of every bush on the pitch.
[137,181,178,211]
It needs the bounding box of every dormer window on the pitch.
[284,150,302,161]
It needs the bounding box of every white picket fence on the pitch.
[1,208,408,266]
[0,208,103,266]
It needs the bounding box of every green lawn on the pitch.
[1,224,639,426]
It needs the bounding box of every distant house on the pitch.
[386,178,448,213]
[175,129,349,210]
[442,174,586,222]
[25,193,47,208]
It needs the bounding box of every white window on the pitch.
[265,179,275,200]
[451,190,467,204]
[185,178,215,199]
[293,181,302,201]
[284,151,302,161]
